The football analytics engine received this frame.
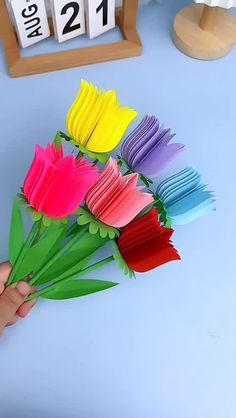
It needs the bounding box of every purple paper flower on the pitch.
[121,115,184,178]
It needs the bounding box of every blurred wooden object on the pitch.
[173,3,236,60]
[199,4,218,30]
[0,0,142,78]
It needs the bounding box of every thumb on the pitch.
[0,281,31,334]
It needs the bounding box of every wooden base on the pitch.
[173,4,236,60]
[0,0,142,78]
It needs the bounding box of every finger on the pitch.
[17,285,37,318]
[0,282,4,296]
[17,286,37,318]
[0,262,12,294]
[6,315,19,327]
[17,299,37,318]
[0,281,31,334]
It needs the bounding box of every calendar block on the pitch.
[10,0,50,48]
[85,0,115,39]
[50,0,86,43]
[0,0,142,77]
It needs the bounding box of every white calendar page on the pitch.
[85,0,116,39]
[8,0,132,49]
[10,0,50,48]
[50,0,86,43]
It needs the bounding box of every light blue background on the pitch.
[0,1,236,417]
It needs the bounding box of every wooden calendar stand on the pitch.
[0,0,142,78]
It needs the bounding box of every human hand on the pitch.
[0,262,36,335]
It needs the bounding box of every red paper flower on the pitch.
[24,144,99,219]
[117,208,180,272]
[86,158,153,228]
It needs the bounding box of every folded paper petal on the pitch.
[121,115,184,178]
[156,167,215,225]
[86,158,154,228]
[66,80,138,153]
[24,144,99,219]
[117,208,180,272]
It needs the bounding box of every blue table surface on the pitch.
[0,1,236,417]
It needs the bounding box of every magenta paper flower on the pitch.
[24,144,99,219]
[86,158,154,228]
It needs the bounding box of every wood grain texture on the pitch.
[173,4,236,60]
[0,0,142,78]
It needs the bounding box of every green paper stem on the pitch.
[27,255,115,301]
[32,219,47,245]
[116,156,153,186]
[7,222,40,285]
[124,169,132,175]
[66,222,78,237]
[29,224,88,286]
[76,151,83,159]
[9,197,25,265]
[140,174,153,187]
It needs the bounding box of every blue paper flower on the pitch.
[156,167,215,225]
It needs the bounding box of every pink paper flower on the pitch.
[24,144,99,219]
[86,158,154,228]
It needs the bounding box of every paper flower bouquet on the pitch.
[5,81,215,301]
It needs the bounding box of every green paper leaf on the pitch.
[112,242,135,279]
[165,218,172,228]
[137,202,155,218]
[116,156,130,171]
[45,224,68,258]
[72,231,109,256]
[77,207,119,239]
[41,279,118,300]
[53,131,62,149]
[52,219,61,226]
[59,131,73,142]
[17,193,28,205]
[12,225,65,283]
[78,144,109,164]
[42,215,51,226]
[9,198,25,265]
[66,222,80,237]
[140,175,150,187]
[154,196,172,228]
[28,208,68,226]
[61,217,69,225]
[71,140,80,147]
[59,131,109,164]
[31,210,43,222]
[89,223,99,234]
[140,174,153,187]
[33,232,109,285]
[116,156,153,187]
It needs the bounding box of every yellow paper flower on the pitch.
[66,80,138,153]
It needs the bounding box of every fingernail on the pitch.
[16,281,31,296]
